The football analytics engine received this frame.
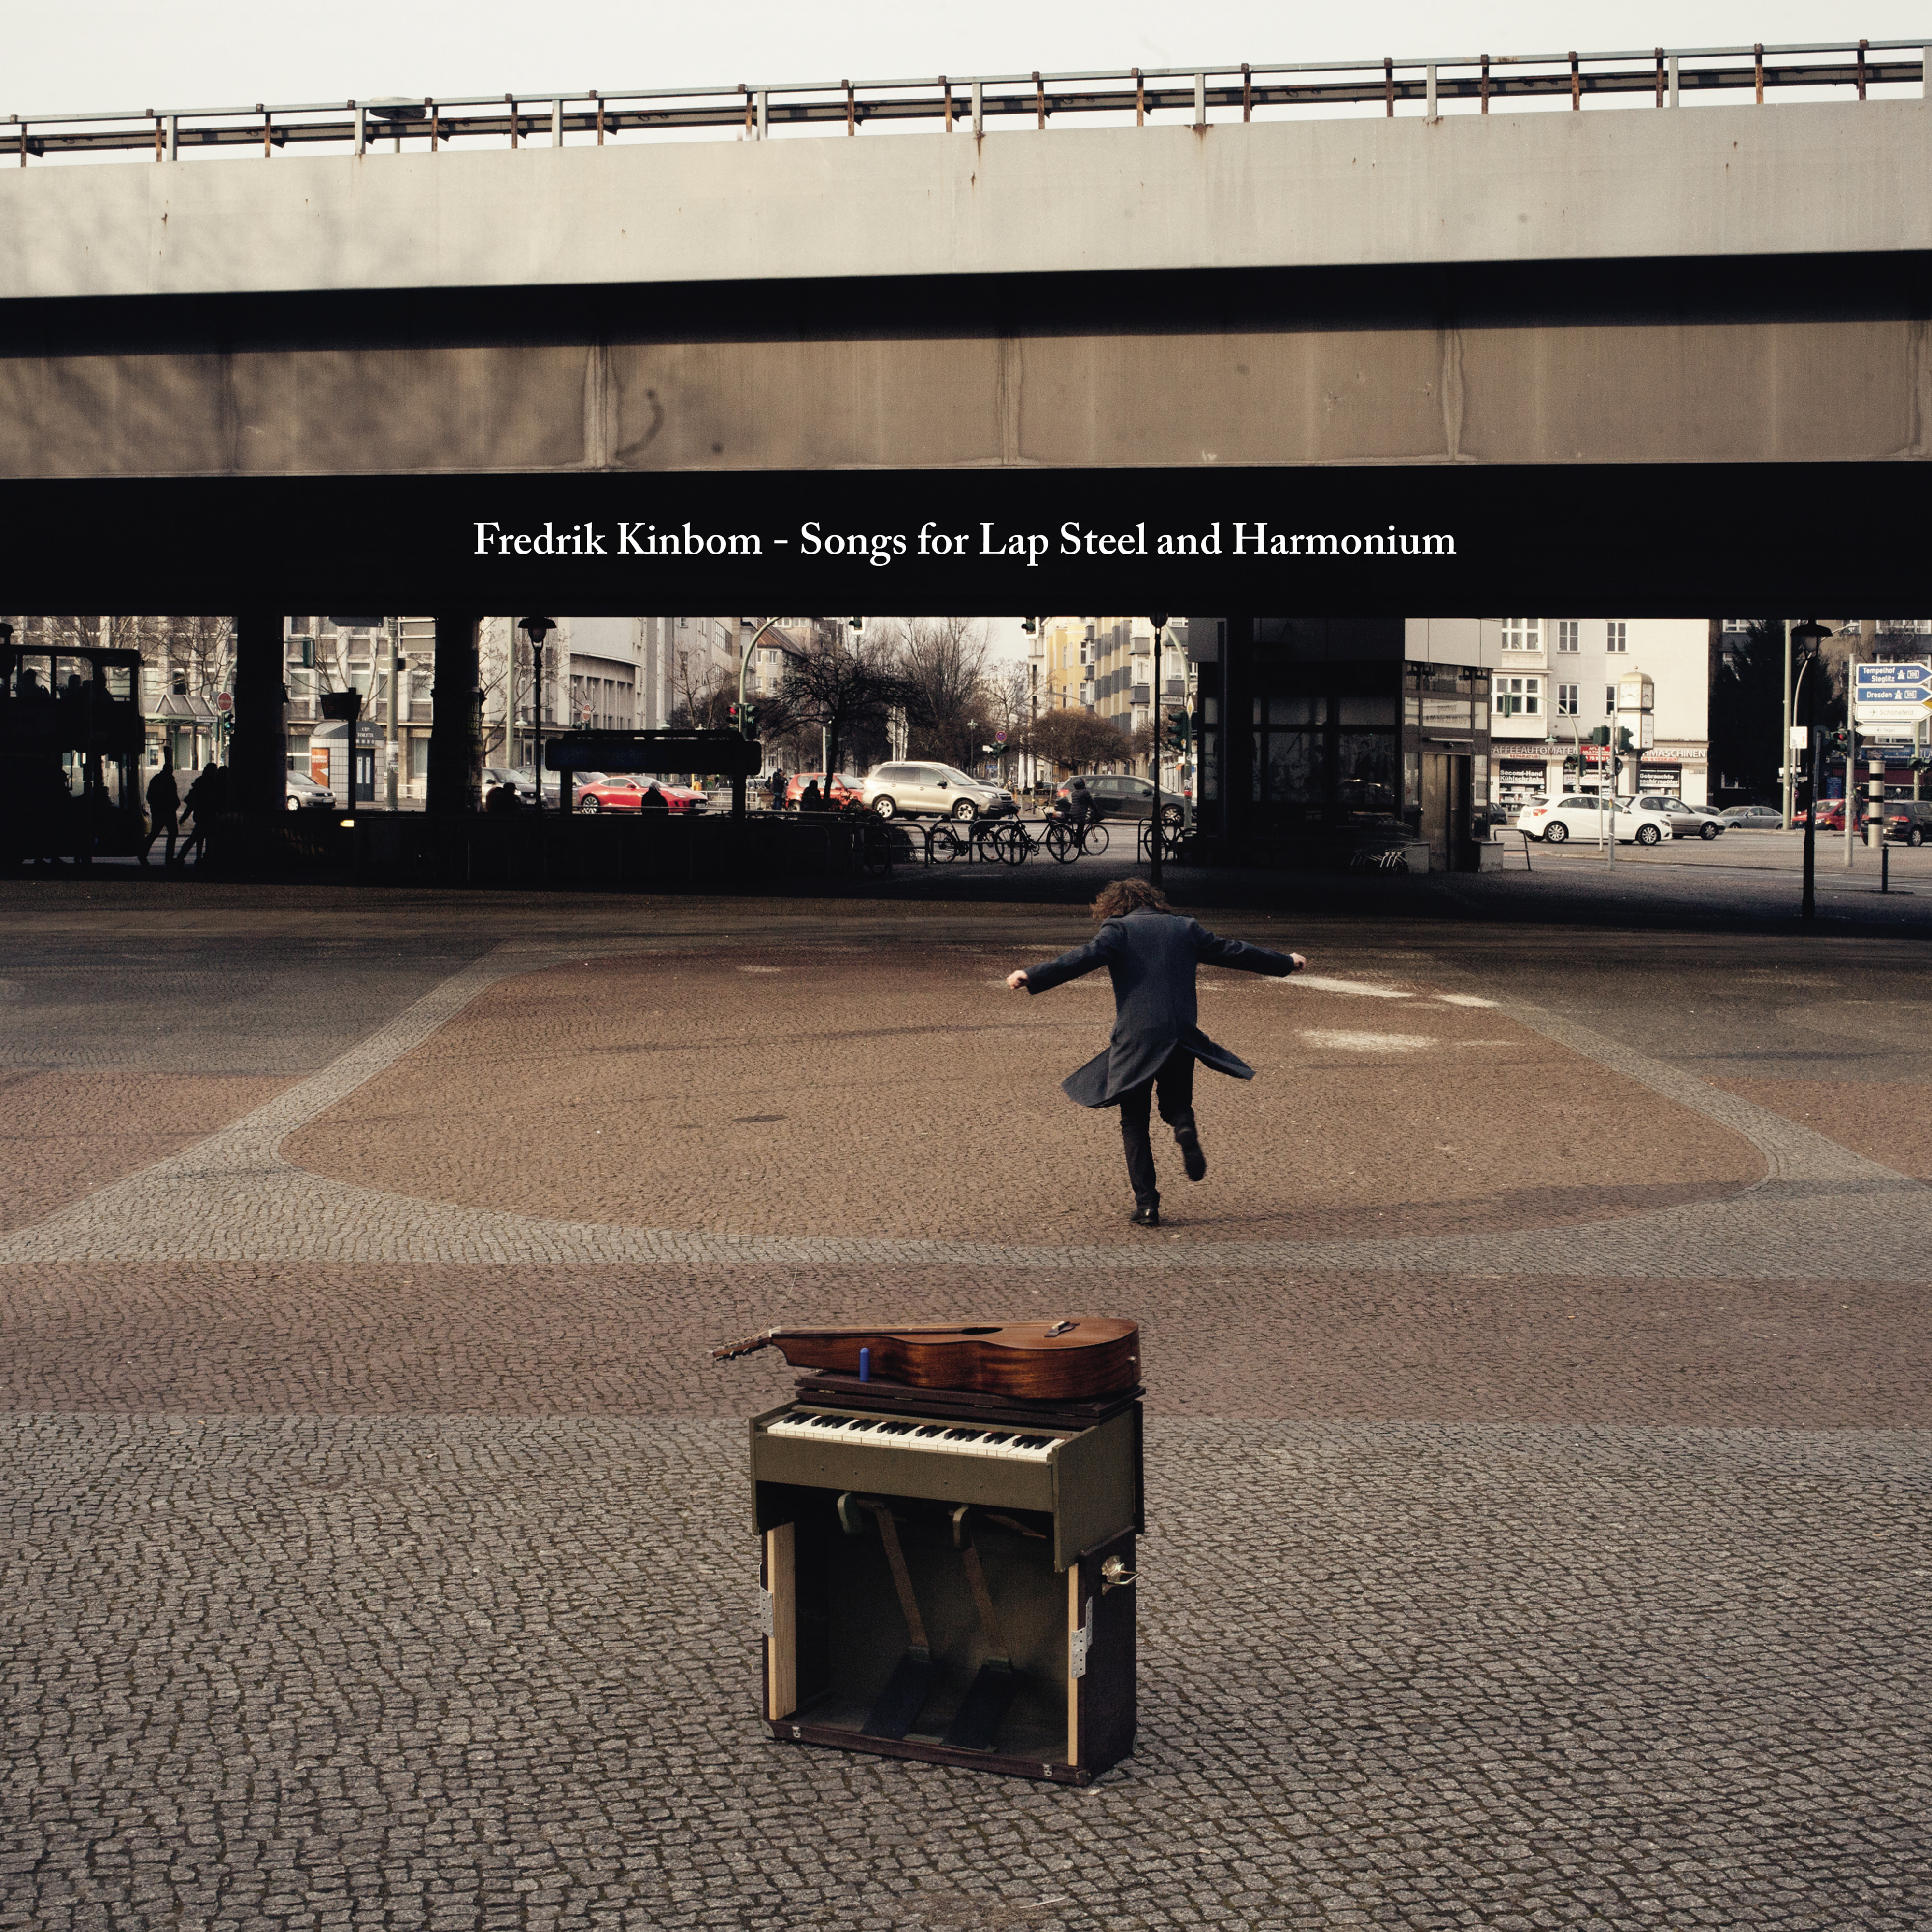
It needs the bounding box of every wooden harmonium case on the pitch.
[752,1373,1143,1784]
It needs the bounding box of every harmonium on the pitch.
[714,1318,1143,1784]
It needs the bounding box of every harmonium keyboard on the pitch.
[719,1318,1144,1784]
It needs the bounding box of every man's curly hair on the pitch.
[1090,877,1173,922]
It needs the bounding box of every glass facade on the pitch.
[1192,618,1492,867]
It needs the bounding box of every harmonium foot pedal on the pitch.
[715,1318,1144,1783]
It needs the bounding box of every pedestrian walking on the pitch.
[142,764,181,867]
[177,761,227,867]
[767,768,785,814]
[1005,878,1305,1228]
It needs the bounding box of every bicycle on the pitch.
[925,818,1011,864]
[1042,813,1109,861]
[1136,809,1188,864]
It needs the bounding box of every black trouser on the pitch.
[1116,1048,1197,1208]
[142,811,178,864]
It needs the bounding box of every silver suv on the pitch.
[1630,794,1724,840]
[864,762,1015,822]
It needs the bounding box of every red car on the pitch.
[783,771,866,810]
[1796,801,1871,833]
[575,774,706,814]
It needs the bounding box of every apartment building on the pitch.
[1032,616,1167,731]
[1486,617,1712,810]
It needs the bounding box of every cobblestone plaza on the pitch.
[3,883,1927,1931]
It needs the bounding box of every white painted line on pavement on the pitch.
[1272,975,1411,998]
[1299,1029,1437,1053]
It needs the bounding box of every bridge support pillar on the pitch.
[229,613,287,814]
[427,615,483,815]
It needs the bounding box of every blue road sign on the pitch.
[1854,661,1931,705]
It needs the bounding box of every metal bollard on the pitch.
[1882,842,1889,893]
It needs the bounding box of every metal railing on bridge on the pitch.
[7,39,1929,166]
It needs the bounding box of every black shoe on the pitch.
[1129,1204,1160,1228]
[1177,1130,1207,1183]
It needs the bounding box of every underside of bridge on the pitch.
[3,254,1930,474]
[3,103,1929,475]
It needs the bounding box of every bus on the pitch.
[0,641,149,869]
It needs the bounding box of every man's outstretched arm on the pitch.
[1194,926,1306,976]
[1006,922,1124,994]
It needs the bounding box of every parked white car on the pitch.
[1516,794,1672,846]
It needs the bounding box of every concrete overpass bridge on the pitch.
[3,39,1930,477]
[2,39,1928,823]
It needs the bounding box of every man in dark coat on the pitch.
[142,764,181,867]
[1006,877,1304,1227]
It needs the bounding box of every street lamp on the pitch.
[519,617,556,810]
[1791,621,1830,921]
[1147,614,1168,889]
[735,616,789,822]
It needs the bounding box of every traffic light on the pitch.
[727,702,741,728]
[1020,616,1037,635]
[745,705,760,735]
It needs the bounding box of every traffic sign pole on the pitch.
[1844,656,1858,871]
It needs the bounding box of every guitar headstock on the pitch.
[710,1331,775,1363]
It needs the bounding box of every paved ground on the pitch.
[2,880,1927,1931]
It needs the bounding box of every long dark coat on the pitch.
[1022,907,1299,1107]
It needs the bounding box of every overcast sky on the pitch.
[14,2,1926,111]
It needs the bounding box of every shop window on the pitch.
[1336,733,1398,815]
[1253,730,1328,804]
[1336,696,1396,727]
[1257,695,1325,726]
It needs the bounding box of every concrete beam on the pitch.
[0,306,1926,474]
[2,103,1929,304]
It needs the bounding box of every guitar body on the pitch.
[720,1319,1141,1401]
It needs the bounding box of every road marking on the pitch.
[1299,1029,1436,1053]
[1272,975,1411,998]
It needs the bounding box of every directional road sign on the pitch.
[1853,660,1931,724]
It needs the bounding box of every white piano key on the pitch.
[763,1411,1064,1464]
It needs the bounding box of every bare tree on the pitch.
[668,660,736,732]
[1031,707,1131,777]
[773,620,914,787]
[895,616,996,767]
